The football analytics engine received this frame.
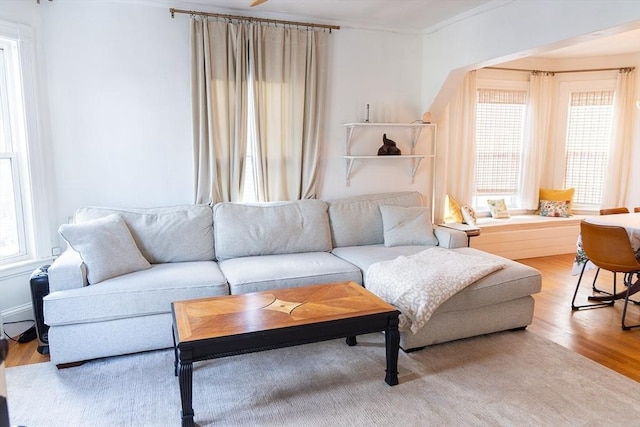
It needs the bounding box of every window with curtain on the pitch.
[191,18,329,204]
[563,90,614,206]
[473,86,527,210]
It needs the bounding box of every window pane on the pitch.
[0,157,20,257]
[475,89,526,196]
[563,90,613,206]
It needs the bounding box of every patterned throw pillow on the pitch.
[539,200,570,218]
[539,188,575,214]
[487,199,510,219]
[461,205,477,225]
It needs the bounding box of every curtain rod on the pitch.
[485,66,635,74]
[169,8,340,32]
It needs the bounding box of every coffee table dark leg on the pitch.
[384,316,400,386]
[346,336,357,346]
[178,362,195,427]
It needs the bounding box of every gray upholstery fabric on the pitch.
[400,296,535,350]
[328,192,423,248]
[213,199,333,261]
[58,214,151,284]
[333,246,541,314]
[379,205,438,247]
[44,261,228,325]
[219,252,362,294]
[75,205,215,263]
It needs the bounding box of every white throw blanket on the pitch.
[366,247,506,334]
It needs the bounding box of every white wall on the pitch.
[422,0,640,116]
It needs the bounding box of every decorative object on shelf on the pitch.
[378,134,401,156]
[422,112,432,124]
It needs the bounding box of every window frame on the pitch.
[473,78,529,213]
[0,20,52,270]
[551,78,617,212]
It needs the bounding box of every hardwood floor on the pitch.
[4,253,639,382]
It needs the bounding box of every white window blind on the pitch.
[475,89,527,196]
[563,90,613,206]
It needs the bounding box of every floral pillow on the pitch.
[539,200,570,218]
[461,205,477,226]
[487,199,510,219]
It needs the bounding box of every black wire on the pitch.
[2,319,36,342]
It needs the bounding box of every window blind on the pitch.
[563,90,614,206]
[475,89,527,195]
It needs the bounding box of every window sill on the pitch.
[0,257,54,279]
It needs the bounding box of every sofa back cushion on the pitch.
[213,199,332,261]
[328,191,423,247]
[75,205,214,263]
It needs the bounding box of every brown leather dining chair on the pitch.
[635,207,640,213]
[599,207,629,215]
[571,221,640,330]
[589,207,631,298]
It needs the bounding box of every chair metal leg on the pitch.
[572,262,615,310]
[621,272,640,330]
[591,269,640,305]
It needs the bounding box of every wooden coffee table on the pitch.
[171,281,401,427]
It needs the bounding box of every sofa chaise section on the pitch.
[326,191,542,351]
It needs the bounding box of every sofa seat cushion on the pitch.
[219,252,362,294]
[44,261,228,326]
[75,205,214,263]
[332,246,541,314]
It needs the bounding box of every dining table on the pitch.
[572,212,640,301]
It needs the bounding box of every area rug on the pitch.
[5,330,640,426]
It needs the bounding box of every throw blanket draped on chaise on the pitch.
[366,247,506,333]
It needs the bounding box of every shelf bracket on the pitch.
[345,157,355,186]
[410,157,424,183]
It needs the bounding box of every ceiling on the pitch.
[180,0,640,59]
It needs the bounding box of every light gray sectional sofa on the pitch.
[44,191,541,366]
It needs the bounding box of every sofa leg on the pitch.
[509,326,527,331]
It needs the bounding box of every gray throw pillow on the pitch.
[58,214,151,284]
[379,205,438,247]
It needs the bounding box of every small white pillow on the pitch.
[59,214,151,284]
[461,205,477,226]
[487,199,510,219]
[379,205,438,247]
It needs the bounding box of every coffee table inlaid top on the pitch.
[173,281,397,343]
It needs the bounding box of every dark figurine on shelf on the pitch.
[378,133,401,155]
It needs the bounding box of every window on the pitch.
[473,86,527,210]
[563,90,614,206]
[0,38,29,262]
[0,22,50,267]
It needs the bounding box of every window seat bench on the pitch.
[469,214,591,260]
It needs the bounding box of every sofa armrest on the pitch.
[48,249,88,292]
[433,226,468,249]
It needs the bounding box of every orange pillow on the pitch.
[539,188,575,214]
[443,194,463,224]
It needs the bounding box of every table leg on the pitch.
[178,362,195,427]
[384,316,400,386]
[346,336,357,346]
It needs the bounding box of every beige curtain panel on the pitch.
[191,18,328,204]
